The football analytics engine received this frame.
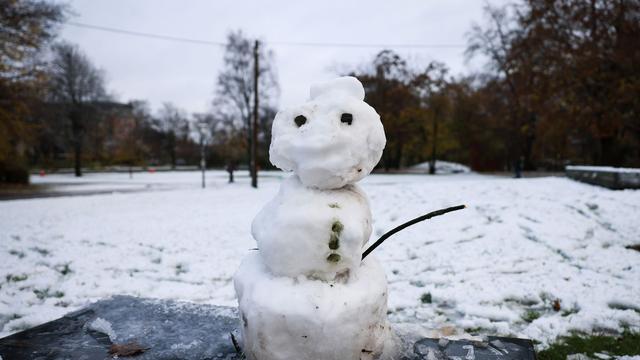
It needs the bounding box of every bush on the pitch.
[0,161,30,184]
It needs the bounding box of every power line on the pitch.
[65,21,466,49]
[66,21,225,46]
[268,41,465,49]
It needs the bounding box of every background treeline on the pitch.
[1,0,278,182]
[2,0,639,183]
[350,0,640,172]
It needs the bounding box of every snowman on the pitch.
[234,76,397,360]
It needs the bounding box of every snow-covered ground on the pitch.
[1,171,639,347]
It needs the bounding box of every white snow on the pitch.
[170,339,202,350]
[234,252,394,360]
[87,317,117,342]
[411,160,471,174]
[309,76,366,101]
[252,175,372,280]
[0,171,639,349]
[269,76,386,189]
[566,165,640,174]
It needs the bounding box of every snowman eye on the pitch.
[294,115,307,127]
[340,113,353,125]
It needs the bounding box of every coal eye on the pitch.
[340,113,353,125]
[294,115,307,127]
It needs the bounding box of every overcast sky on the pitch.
[58,0,504,115]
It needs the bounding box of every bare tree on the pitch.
[156,102,188,169]
[212,30,279,182]
[412,62,450,174]
[209,111,246,183]
[466,4,538,171]
[47,42,107,177]
[0,0,65,183]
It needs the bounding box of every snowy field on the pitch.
[1,170,639,346]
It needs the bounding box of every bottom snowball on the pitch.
[234,252,397,360]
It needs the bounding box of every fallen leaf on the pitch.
[109,342,149,357]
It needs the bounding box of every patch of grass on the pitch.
[464,327,486,334]
[608,302,640,314]
[522,309,541,323]
[55,263,72,275]
[9,249,25,258]
[33,288,64,300]
[33,289,46,299]
[420,292,432,304]
[504,296,539,306]
[6,274,28,282]
[538,330,640,360]
[562,307,580,317]
[175,263,188,275]
[30,247,49,256]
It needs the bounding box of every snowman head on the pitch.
[270,76,386,189]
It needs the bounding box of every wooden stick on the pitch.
[361,205,466,260]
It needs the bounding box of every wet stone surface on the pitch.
[0,296,535,360]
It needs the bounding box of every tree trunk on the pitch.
[74,139,82,177]
[71,109,83,177]
[429,113,439,175]
[393,141,403,170]
[227,161,235,183]
[166,133,176,170]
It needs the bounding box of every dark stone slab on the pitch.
[407,337,536,360]
[0,296,240,360]
[0,296,536,360]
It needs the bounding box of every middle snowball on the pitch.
[252,175,373,281]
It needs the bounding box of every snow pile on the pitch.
[87,317,117,342]
[170,340,202,350]
[410,160,471,174]
[235,77,395,360]
[270,76,386,189]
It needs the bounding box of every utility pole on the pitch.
[251,40,259,188]
[200,134,206,188]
